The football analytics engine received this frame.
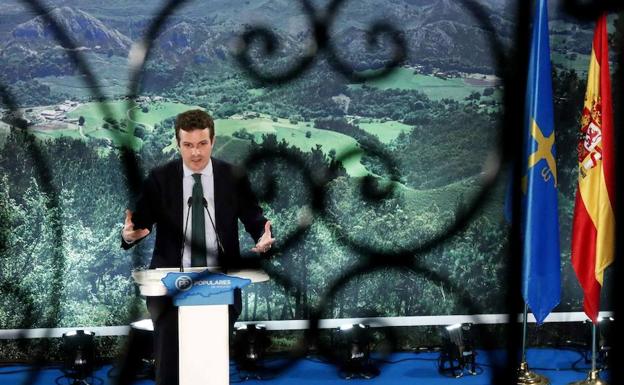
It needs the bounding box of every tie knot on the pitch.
[192,173,202,183]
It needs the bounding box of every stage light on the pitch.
[438,323,477,378]
[332,323,380,379]
[61,329,96,385]
[233,323,270,378]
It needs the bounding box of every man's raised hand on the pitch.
[122,209,150,243]
[251,221,275,254]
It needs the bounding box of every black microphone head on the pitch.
[187,197,192,206]
[201,197,208,208]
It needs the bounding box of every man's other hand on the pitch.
[251,221,275,254]
[122,209,150,243]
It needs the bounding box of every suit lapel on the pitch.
[212,158,225,235]
[171,159,184,247]
[212,158,229,265]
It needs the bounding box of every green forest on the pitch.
[0,62,599,330]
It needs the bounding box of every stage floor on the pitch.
[0,348,610,385]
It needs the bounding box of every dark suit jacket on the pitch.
[122,157,267,269]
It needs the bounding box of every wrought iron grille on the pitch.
[0,1,622,384]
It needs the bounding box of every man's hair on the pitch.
[175,109,214,143]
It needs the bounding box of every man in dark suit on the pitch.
[121,109,274,385]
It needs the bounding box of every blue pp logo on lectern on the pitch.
[162,270,252,306]
[175,276,193,291]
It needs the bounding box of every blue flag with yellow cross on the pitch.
[521,0,561,324]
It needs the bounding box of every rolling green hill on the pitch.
[65,101,372,176]
[68,100,202,132]
[216,115,369,177]
[353,67,495,101]
[357,120,413,143]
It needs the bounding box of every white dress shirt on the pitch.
[182,160,219,267]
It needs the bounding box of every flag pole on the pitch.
[522,303,528,362]
[517,303,550,385]
[568,321,608,385]
[592,323,597,374]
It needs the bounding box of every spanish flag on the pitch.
[571,14,615,324]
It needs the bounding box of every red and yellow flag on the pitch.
[571,14,615,324]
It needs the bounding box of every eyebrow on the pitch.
[182,139,210,145]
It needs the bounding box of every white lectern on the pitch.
[132,267,269,385]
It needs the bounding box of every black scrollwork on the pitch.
[0,0,622,384]
[232,0,407,84]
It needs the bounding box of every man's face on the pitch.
[178,128,214,172]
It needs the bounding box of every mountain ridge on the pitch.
[5,6,131,54]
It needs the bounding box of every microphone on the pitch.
[201,197,225,257]
[180,197,192,272]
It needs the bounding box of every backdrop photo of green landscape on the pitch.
[0,0,620,336]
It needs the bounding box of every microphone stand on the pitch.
[179,197,192,272]
[201,198,225,268]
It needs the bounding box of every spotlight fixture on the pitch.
[61,329,96,385]
[333,323,380,379]
[233,323,270,379]
[438,323,477,378]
